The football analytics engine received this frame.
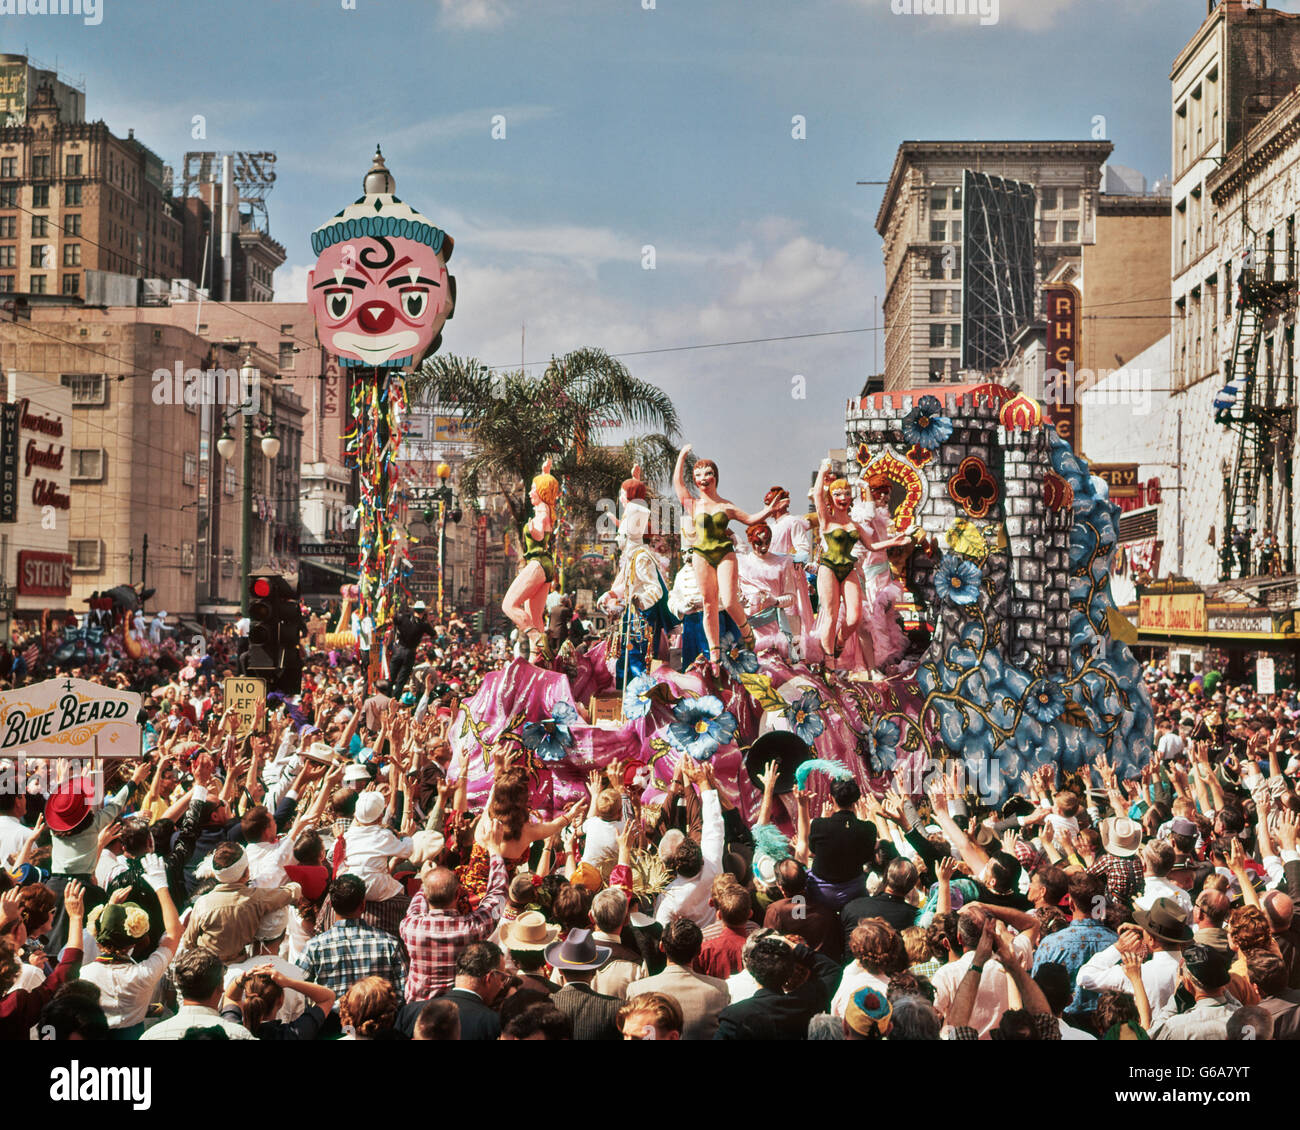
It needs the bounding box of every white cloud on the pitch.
[274,263,312,303]
[438,0,512,30]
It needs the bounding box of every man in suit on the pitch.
[396,941,505,1040]
[628,917,730,1040]
[589,888,646,999]
[841,857,920,948]
[713,935,842,1040]
[547,929,622,1040]
[805,777,876,910]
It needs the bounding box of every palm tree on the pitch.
[408,348,681,530]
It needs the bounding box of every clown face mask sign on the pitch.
[308,147,456,370]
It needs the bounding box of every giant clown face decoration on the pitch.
[308,151,456,369]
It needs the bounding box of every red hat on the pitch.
[45,778,95,834]
[284,864,330,902]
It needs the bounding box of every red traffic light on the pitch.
[251,577,272,599]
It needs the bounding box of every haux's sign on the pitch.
[0,678,141,757]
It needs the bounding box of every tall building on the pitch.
[875,140,1114,390]
[177,185,285,303]
[0,82,183,299]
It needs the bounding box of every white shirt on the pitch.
[140,1002,255,1040]
[247,836,297,890]
[80,945,175,1029]
[932,952,1012,1039]
[0,813,29,869]
[1077,945,1182,1017]
[341,822,413,901]
[654,791,724,928]
[8,962,45,995]
[95,848,125,890]
[223,954,310,1021]
[830,965,889,1019]
[580,817,624,868]
[1133,876,1194,919]
[768,512,812,561]
[1157,732,1185,761]
[1058,1018,1097,1040]
[726,967,760,1004]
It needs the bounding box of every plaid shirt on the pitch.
[298,917,407,1001]
[399,853,507,1002]
[1087,853,1144,909]
[946,1013,1061,1041]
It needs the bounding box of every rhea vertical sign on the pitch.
[1044,283,1080,450]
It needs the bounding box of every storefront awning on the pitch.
[1137,628,1300,643]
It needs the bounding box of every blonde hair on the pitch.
[532,457,560,506]
[595,788,621,821]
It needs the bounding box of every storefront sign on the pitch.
[1044,284,1080,448]
[17,550,72,597]
[0,678,141,757]
[474,514,487,606]
[0,403,17,523]
[1139,591,1207,632]
[1208,609,1274,633]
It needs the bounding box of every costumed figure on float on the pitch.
[812,460,908,677]
[672,445,783,676]
[597,467,679,687]
[737,521,814,662]
[502,459,560,663]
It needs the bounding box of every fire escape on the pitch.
[1215,237,1297,586]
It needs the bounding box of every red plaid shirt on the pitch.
[399,853,507,1002]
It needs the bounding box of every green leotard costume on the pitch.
[522,523,556,583]
[690,510,735,569]
[820,526,860,584]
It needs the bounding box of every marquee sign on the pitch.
[0,678,142,758]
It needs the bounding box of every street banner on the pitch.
[0,677,141,758]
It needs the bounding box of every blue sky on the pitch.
[10,0,1257,504]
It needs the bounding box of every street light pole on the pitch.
[241,408,253,615]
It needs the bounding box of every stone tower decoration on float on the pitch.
[307,147,457,629]
[845,385,1154,801]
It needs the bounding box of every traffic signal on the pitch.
[472,610,485,635]
[245,573,304,694]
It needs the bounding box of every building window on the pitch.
[1062,220,1079,243]
[64,154,83,177]
[180,541,196,572]
[0,158,14,178]
[63,244,81,266]
[31,155,49,178]
[70,540,103,572]
[928,253,946,280]
[62,273,79,295]
[31,216,48,238]
[30,245,49,268]
[0,247,13,268]
[1040,221,1057,243]
[930,220,946,242]
[71,449,105,480]
[31,185,48,208]
[1062,188,1079,211]
[930,323,948,348]
[64,214,80,236]
[0,186,15,207]
[928,358,947,383]
[0,276,11,293]
[1041,187,1058,211]
[221,548,235,577]
[278,342,295,370]
[930,187,948,211]
[29,275,46,294]
[950,324,962,349]
[930,289,948,315]
[66,183,82,205]
[949,220,961,243]
[184,452,197,485]
[224,466,236,496]
[61,374,107,405]
[0,217,12,238]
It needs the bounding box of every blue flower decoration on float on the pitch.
[719,631,760,680]
[933,554,983,606]
[621,673,657,721]
[666,695,738,762]
[783,689,825,746]
[521,701,579,762]
[1025,678,1068,724]
[901,395,954,451]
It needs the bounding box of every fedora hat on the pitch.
[303,742,341,764]
[1100,816,1142,858]
[45,778,95,834]
[1133,897,1194,945]
[545,927,612,972]
[501,911,561,951]
[744,731,813,795]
